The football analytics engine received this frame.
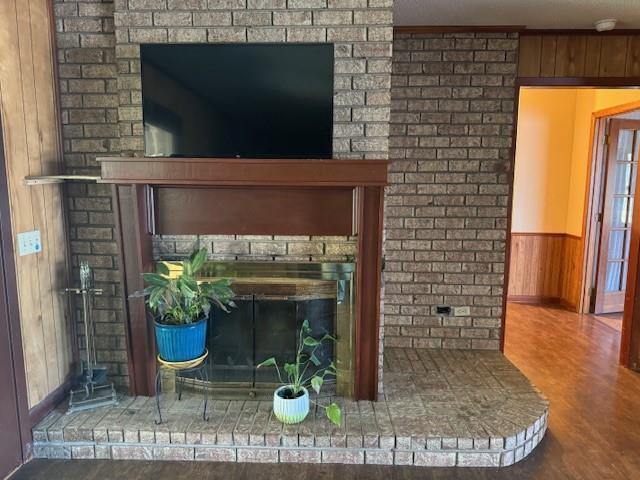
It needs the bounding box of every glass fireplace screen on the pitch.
[162,262,355,398]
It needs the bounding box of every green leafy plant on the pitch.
[132,248,235,325]
[257,320,341,426]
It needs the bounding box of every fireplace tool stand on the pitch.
[63,262,118,413]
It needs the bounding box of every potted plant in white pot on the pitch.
[257,319,341,426]
[133,248,235,362]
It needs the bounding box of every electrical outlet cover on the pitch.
[17,230,42,256]
[453,306,471,316]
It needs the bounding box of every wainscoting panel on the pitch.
[508,233,583,310]
[560,235,584,310]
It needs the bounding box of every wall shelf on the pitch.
[24,175,101,186]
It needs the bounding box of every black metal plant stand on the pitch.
[155,350,209,425]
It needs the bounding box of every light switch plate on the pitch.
[17,230,42,256]
[453,306,471,317]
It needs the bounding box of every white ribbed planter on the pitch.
[273,386,309,424]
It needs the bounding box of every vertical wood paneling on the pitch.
[539,36,558,76]
[0,0,47,404]
[626,36,640,77]
[560,235,584,310]
[518,35,542,77]
[16,0,60,393]
[599,36,629,77]
[0,0,71,408]
[584,36,603,76]
[508,234,562,298]
[508,233,583,310]
[28,0,71,391]
[555,35,586,76]
[518,33,640,79]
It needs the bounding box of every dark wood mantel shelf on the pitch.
[97,157,390,186]
[99,156,389,401]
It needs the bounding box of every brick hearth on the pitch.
[32,349,548,467]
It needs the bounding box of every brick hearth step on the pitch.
[32,349,548,468]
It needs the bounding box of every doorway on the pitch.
[507,87,640,363]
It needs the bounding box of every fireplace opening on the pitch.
[210,282,336,386]
[164,262,355,399]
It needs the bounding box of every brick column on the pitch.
[385,32,518,350]
[54,0,129,385]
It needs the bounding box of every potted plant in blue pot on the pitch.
[133,248,235,362]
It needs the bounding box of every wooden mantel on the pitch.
[98,157,390,401]
[98,157,390,187]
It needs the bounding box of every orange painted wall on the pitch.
[513,88,640,235]
[512,89,577,233]
[566,89,640,235]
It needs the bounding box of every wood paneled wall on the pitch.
[0,0,72,408]
[560,235,583,310]
[519,34,640,78]
[508,233,583,310]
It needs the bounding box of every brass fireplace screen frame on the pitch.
[164,261,356,399]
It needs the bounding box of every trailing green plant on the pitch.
[132,248,235,325]
[257,319,341,426]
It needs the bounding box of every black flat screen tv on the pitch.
[140,43,334,159]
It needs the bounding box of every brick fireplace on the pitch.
[43,4,555,468]
[54,1,518,395]
[54,0,394,388]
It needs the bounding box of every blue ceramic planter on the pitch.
[154,318,207,362]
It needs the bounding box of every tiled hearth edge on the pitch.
[33,409,547,468]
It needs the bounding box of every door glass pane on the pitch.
[616,130,635,161]
[608,229,627,260]
[605,262,623,292]
[611,197,633,227]
[600,128,638,301]
[613,162,637,195]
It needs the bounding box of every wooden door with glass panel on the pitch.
[594,119,640,314]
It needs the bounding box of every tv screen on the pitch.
[140,43,334,159]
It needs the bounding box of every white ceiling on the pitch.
[394,0,640,29]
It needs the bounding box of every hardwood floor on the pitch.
[11,303,640,480]
[503,303,640,479]
[592,312,623,332]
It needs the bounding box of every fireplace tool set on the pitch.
[62,262,119,413]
